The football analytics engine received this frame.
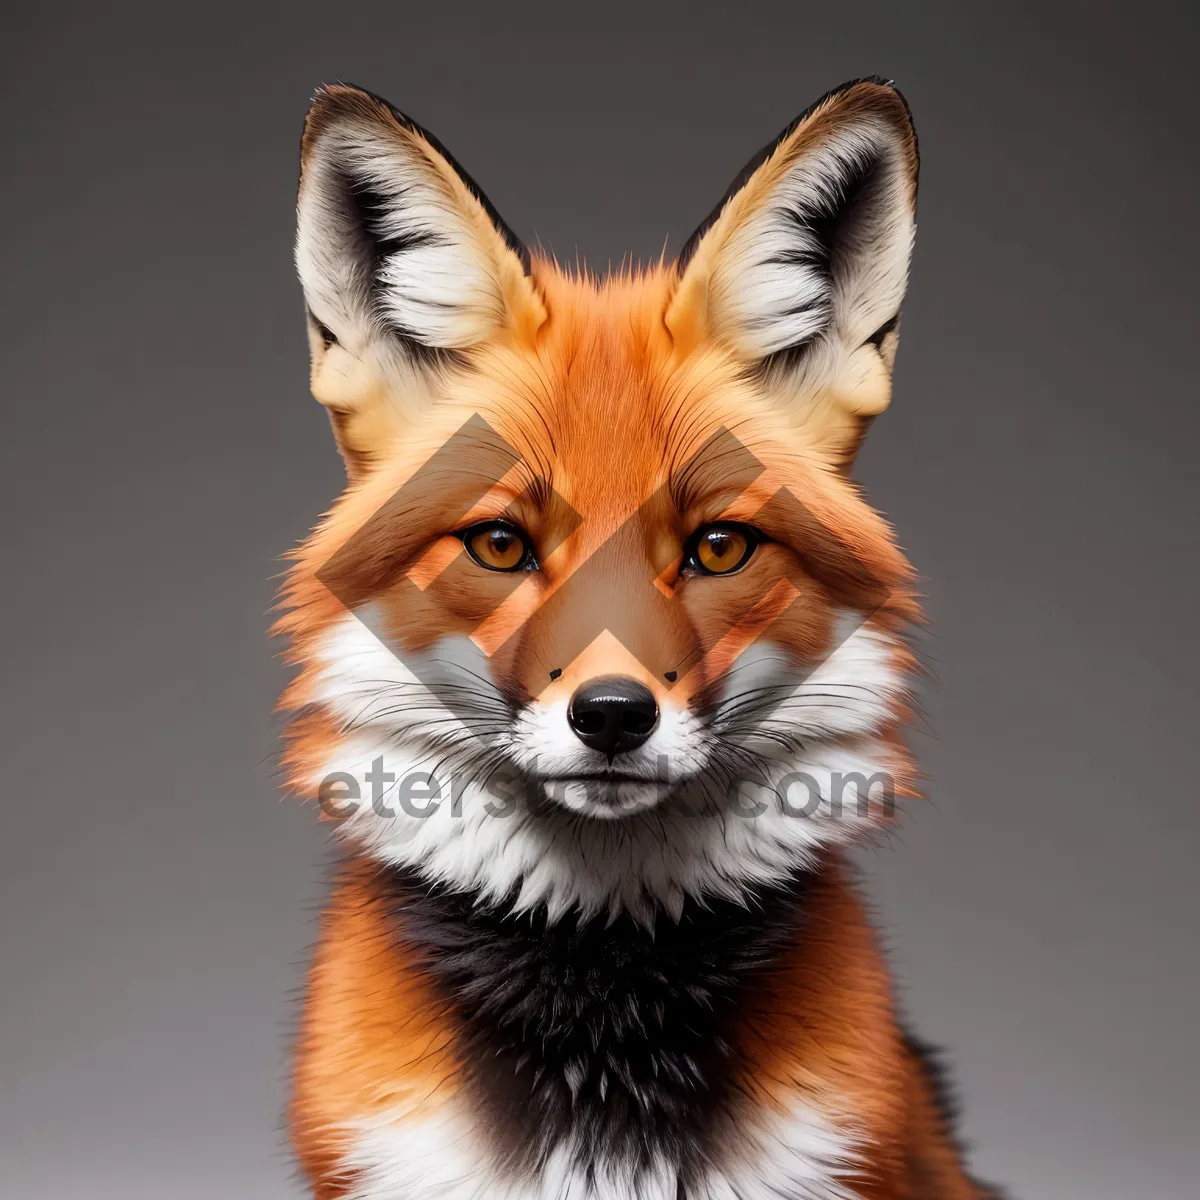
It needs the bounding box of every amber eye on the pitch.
[461,521,534,572]
[687,523,759,576]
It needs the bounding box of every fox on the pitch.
[276,77,1004,1199]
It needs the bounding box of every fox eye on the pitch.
[461,521,535,572]
[685,523,760,576]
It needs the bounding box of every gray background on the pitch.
[2,2,1197,1196]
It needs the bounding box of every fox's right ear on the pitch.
[296,84,544,474]
[666,79,918,468]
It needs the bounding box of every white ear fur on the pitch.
[296,85,535,355]
[668,80,918,453]
[294,85,542,470]
[709,121,914,360]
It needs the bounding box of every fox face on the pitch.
[280,79,921,923]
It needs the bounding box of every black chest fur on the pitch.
[380,867,812,1175]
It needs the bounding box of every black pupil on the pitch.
[490,530,516,558]
[707,532,735,559]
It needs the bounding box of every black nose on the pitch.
[567,676,659,758]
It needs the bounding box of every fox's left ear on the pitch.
[666,78,918,466]
[296,83,545,475]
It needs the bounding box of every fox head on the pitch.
[279,79,921,921]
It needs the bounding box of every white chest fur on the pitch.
[337,1099,863,1200]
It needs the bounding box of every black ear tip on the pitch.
[301,81,433,156]
[304,81,422,134]
[301,83,423,173]
[308,80,371,111]
[830,76,912,114]
[836,74,895,89]
[823,75,896,96]
[302,82,383,146]
[825,76,912,114]
[829,76,916,152]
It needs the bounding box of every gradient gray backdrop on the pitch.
[3,2,1197,1196]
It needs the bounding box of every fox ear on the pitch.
[666,78,918,466]
[295,83,544,473]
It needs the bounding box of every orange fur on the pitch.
[291,860,462,1195]
[279,260,918,764]
[733,855,980,1198]
[280,78,994,1198]
[282,264,981,1194]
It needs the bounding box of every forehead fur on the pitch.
[440,260,857,512]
